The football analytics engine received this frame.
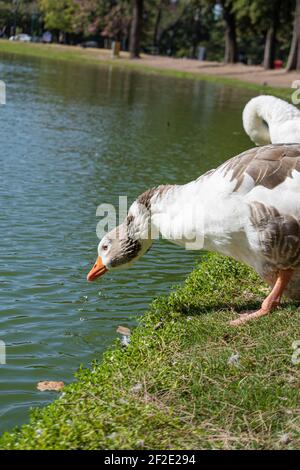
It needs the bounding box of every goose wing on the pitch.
[218,144,300,193]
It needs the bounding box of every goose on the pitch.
[243,95,300,146]
[87,143,300,326]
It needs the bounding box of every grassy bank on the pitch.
[0,40,292,101]
[1,253,299,450]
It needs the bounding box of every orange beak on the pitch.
[87,256,108,281]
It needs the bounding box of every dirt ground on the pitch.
[12,42,298,89]
[84,47,300,89]
[123,54,300,89]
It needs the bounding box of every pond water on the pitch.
[0,52,254,434]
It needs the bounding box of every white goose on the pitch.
[88,143,300,326]
[243,95,300,146]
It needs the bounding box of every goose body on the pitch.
[243,95,300,145]
[88,143,300,325]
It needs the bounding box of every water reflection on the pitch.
[0,52,254,433]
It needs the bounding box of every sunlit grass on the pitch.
[1,253,299,449]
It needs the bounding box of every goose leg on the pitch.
[229,269,293,326]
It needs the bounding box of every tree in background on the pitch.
[0,0,297,71]
[71,0,100,38]
[152,0,165,50]
[0,1,14,35]
[70,0,132,50]
[151,1,188,55]
[39,0,78,41]
[0,1,41,37]
[287,0,300,70]
[12,0,20,35]
[71,1,117,40]
[101,1,131,56]
[220,0,238,63]
[146,0,212,58]
[203,0,238,63]
[101,2,131,42]
[234,0,294,69]
[262,0,281,69]
[129,0,144,58]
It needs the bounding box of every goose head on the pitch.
[87,211,152,281]
[242,97,272,146]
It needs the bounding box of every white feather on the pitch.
[243,95,300,145]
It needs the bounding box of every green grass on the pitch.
[1,253,299,450]
[0,40,293,101]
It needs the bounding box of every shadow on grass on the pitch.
[171,300,300,317]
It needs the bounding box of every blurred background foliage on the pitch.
[0,0,300,69]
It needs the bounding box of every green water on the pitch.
[0,53,254,434]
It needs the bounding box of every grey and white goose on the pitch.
[88,143,300,326]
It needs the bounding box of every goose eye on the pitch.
[102,245,108,251]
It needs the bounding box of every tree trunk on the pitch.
[153,0,163,49]
[287,0,300,71]
[263,1,281,70]
[263,28,276,69]
[192,10,201,59]
[12,0,20,36]
[222,1,238,64]
[129,0,144,59]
